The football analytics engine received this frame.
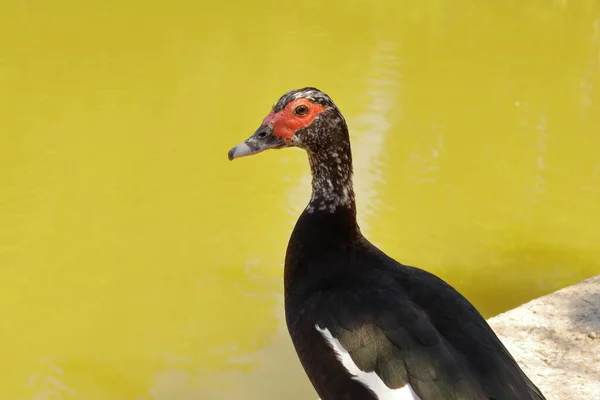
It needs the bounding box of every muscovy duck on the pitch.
[228,87,546,400]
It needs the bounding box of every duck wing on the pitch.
[314,275,545,400]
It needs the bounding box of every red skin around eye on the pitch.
[261,99,326,138]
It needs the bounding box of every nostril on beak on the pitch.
[256,131,268,139]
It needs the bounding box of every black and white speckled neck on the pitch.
[306,145,354,214]
[297,108,355,215]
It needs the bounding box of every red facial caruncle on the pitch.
[261,99,326,139]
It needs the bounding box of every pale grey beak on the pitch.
[228,125,285,161]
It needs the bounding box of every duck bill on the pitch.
[228,125,285,161]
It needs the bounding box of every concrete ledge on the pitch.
[489,275,600,400]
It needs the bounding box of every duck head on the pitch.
[228,87,347,160]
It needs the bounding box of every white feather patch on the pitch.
[316,325,421,400]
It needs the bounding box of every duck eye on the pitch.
[294,104,309,117]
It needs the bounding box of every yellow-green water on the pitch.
[1,1,599,399]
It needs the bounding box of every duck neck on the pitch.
[306,141,356,216]
[284,141,360,298]
[292,137,360,245]
[283,126,361,298]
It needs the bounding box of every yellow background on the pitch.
[1,1,599,399]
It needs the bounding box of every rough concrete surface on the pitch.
[489,275,600,400]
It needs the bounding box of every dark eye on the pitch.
[294,104,309,117]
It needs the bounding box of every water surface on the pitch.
[1,1,599,399]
